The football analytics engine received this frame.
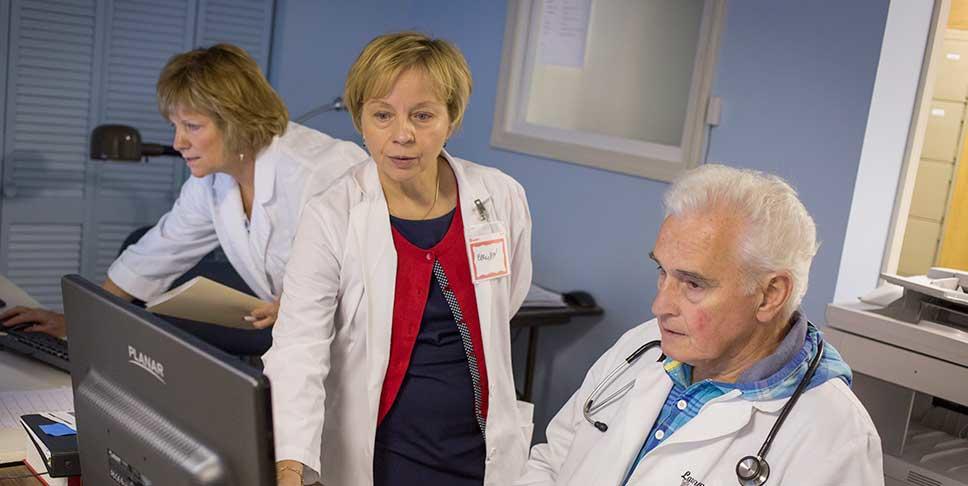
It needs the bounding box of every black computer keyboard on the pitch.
[0,326,69,372]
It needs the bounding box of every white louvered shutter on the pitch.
[196,0,274,70]
[92,222,142,285]
[82,0,197,291]
[0,0,9,187]
[0,0,98,309]
[7,224,83,310]
[3,0,96,199]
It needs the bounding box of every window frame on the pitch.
[490,0,725,181]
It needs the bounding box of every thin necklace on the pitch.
[421,168,441,219]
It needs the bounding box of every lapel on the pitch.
[247,146,277,293]
[657,389,751,449]
[213,174,269,297]
[572,363,670,486]
[618,364,672,467]
[351,161,397,410]
[447,153,497,351]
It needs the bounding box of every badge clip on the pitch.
[474,199,488,221]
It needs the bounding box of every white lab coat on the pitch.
[263,152,534,486]
[108,123,367,302]
[516,320,884,486]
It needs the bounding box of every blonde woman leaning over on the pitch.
[1,44,367,349]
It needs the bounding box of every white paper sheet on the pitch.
[537,0,593,68]
[0,273,41,311]
[0,386,73,428]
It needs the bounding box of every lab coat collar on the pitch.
[350,163,395,420]
[355,150,491,206]
[248,139,280,295]
[617,364,673,476]
[253,136,278,205]
[443,149,492,215]
[657,389,756,449]
[625,363,783,455]
[749,394,792,413]
[211,174,272,298]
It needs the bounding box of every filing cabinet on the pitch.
[898,218,943,276]
[921,100,964,161]
[934,33,968,101]
[909,159,954,221]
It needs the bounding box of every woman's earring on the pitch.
[239,153,245,161]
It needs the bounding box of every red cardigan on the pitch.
[378,204,490,425]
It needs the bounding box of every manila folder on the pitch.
[0,273,41,310]
[145,277,264,329]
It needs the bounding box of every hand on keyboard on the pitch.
[0,306,67,338]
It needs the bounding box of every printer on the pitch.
[826,267,968,486]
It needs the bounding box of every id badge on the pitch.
[466,222,510,283]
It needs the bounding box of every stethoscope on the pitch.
[582,335,825,486]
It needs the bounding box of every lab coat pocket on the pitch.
[517,399,535,446]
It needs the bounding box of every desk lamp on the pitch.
[90,125,179,161]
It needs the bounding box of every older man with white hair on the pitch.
[515,165,882,486]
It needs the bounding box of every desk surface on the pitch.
[0,348,70,391]
[512,304,603,327]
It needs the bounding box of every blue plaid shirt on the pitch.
[622,315,850,484]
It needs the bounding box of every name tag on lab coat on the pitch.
[466,223,510,282]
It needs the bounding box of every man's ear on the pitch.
[755,272,793,323]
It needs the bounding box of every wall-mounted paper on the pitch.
[537,0,593,68]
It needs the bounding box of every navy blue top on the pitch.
[374,208,485,485]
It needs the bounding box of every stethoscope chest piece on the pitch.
[736,455,770,486]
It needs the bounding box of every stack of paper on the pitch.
[524,284,567,308]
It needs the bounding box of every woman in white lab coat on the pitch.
[264,32,533,486]
[0,44,367,342]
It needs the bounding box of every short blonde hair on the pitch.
[157,43,288,158]
[344,31,472,133]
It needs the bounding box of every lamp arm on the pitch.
[294,96,345,124]
[141,143,179,157]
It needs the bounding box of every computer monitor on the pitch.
[61,274,275,486]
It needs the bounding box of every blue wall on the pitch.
[270,0,889,440]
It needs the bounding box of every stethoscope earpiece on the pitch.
[736,455,770,486]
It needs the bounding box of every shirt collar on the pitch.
[662,311,809,392]
[736,311,807,383]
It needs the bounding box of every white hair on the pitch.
[663,164,819,316]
